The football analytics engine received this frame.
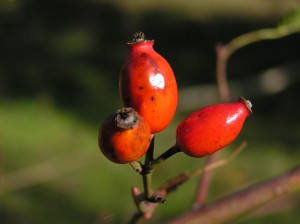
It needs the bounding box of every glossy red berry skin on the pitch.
[98,107,151,164]
[119,32,178,134]
[176,97,252,157]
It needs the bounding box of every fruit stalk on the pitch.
[142,136,156,199]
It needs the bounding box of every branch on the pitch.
[159,142,247,194]
[226,24,300,57]
[127,142,180,223]
[216,13,300,103]
[165,164,300,224]
[142,135,156,199]
[216,43,231,102]
[192,154,219,210]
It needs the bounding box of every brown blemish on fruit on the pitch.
[139,86,144,90]
[151,97,155,102]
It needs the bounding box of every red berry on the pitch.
[119,32,178,134]
[98,107,151,164]
[176,97,252,157]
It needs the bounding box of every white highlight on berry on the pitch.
[149,73,165,89]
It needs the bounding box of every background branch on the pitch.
[168,9,300,224]
[215,11,300,103]
[192,154,219,210]
[159,142,246,195]
[166,164,300,224]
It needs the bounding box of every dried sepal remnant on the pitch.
[98,107,151,164]
[129,31,147,44]
[115,107,140,129]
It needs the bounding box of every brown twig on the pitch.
[192,154,219,210]
[129,186,158,224]
[166,164,300,224]
[159,142,247,194]
[128,143,246,224]
[216,43,231,103]
[192,36,233,210]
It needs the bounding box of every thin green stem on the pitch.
[142,144,180,200]
[227,25,300,57]
[151,145,181,168]
[144,135,155,165]
[143,172,154,199]
[142,135,156,199]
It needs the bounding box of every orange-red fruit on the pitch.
[98,107,151,164]
[119,32,178,134]
[176,97,252,157]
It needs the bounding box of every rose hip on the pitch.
[176,97,252,157]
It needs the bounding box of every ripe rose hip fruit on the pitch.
[98,107,151,164]
[119,31,178,134]
[176,97,252,157]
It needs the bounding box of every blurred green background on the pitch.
[1,0,300,223]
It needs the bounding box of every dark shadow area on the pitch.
[1,0,300,125]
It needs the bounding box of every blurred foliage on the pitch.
[278,7,300,28]
[0,0,300,223]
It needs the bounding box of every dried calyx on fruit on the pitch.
[98,107,151,164]
[130,31,146,43]
[176,97,252,157]
[119,31,178,134]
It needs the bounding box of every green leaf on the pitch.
[278,8,300,28]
